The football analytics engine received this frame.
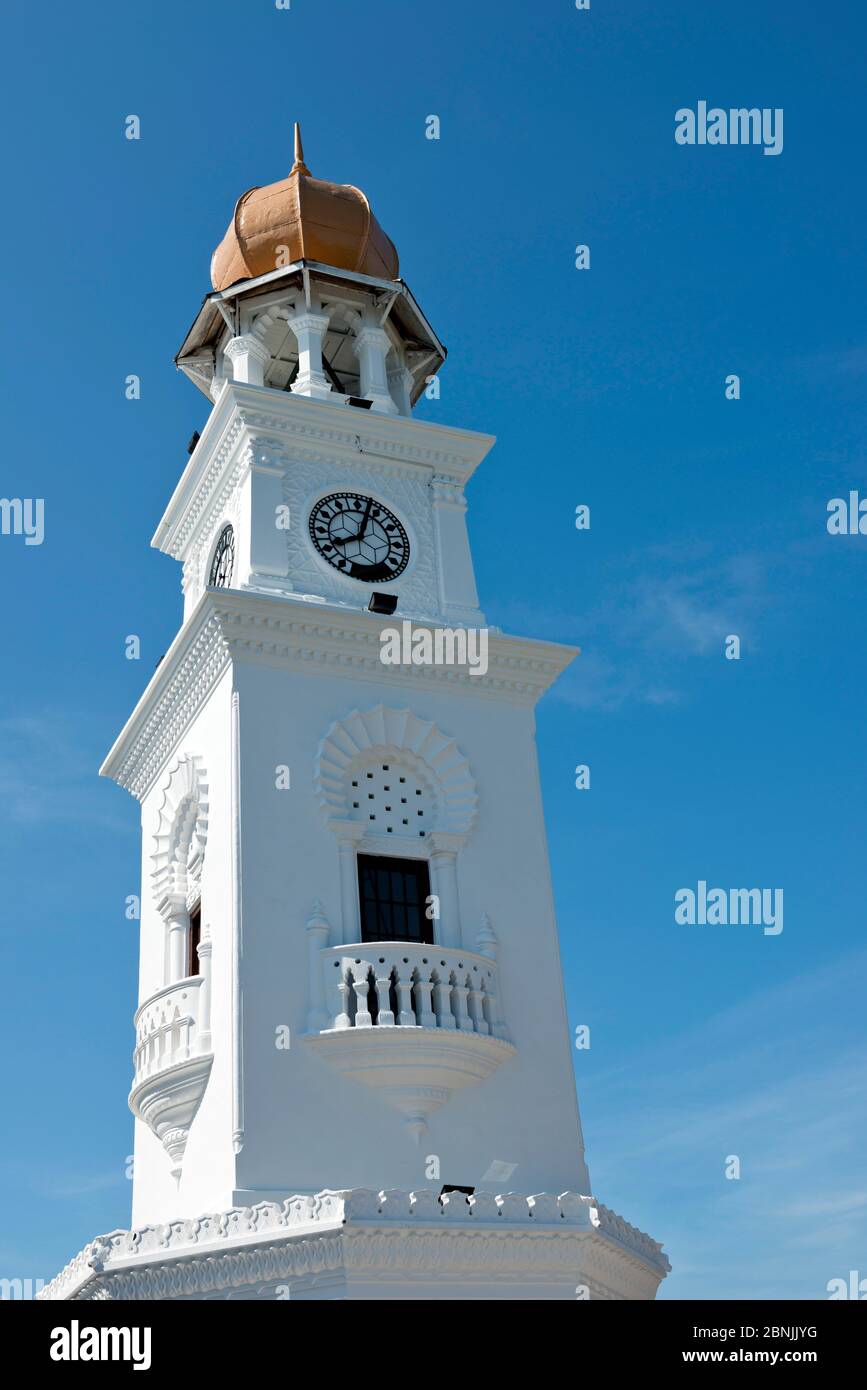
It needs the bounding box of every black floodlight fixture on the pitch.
[368,592,398,616]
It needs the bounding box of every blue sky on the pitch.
[1,0,865,1299]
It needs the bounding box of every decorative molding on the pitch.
[129,974,214,1181]
[283,457,438,615]
[100,592,577,801]
[39,1188,669,1302]
[314,705,477,835]
[152,387,495,563]
[150,753,209,909]
[304,1027,515,1140]
[592,1201,669,1271]
[129,1052,213,1182]
[100,610,230,800]
[431,474,467,512]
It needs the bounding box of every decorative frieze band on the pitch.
[101,592,577,800]
[154,386,494,561]
[39,1188,669,1301]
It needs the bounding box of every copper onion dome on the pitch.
[210,124,400,291]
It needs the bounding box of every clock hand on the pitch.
[330,501,375,548]
[356,497,374,542]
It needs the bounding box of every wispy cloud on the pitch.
[0,711,126,832]
[39,1171,128,1200]
[493,545,770,710]
[581,950,867,1298]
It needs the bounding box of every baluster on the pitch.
[452,979,474,1032]
[432,976,457,1030]
[483,971,507,1040]
[413,973,437,1028]
[468,980,489,1034]
[353,965,373,1028]
[374,961,395,1026]
[334,961,352,1030]
[395,967,415,1026]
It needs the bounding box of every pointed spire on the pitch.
[476,913,498,960]
[291,121,310,176]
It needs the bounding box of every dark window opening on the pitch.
[357,855,432,945]
[188,903,202,977]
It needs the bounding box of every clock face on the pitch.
[209,524,235,588]
[308,492,409,583]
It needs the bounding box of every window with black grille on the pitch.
[357,855,433,944]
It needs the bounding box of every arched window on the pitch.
[315,706,478,949]
[151,754,209,984]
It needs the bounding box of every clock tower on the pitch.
[42,128,669,1301]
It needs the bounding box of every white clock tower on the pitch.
[43,129,669,1301]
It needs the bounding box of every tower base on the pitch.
[40,1189,669,1301]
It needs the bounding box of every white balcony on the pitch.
[303,941,516,1138]
[129,975,213,1179]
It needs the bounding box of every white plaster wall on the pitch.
[230,656,589,1204]
[131,667,237,1226]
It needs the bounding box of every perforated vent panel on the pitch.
[349,761,432,839]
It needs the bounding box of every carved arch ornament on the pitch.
[151,754,210,913]
[314,706,477,838]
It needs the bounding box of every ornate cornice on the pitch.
[593,1201,669,1270]
[100,591,577,800]
[153,385,495,562]
[100,608,230,800]
[39,1188,668,1302]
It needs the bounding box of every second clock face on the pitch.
[308,492,409,583]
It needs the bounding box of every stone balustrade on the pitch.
[312,941,508,1040]
[132,975,209,1087]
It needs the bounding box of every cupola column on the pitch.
[287,309,333,400]
[224,334,271,388]
[387,362,415,416]
[353,324,398,414]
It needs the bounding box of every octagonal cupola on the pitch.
[176,125,446,416]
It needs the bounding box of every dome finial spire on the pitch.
[291,121,310,175]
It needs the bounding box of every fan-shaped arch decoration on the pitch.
[151,754,210,912]
[314,706,477,836]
